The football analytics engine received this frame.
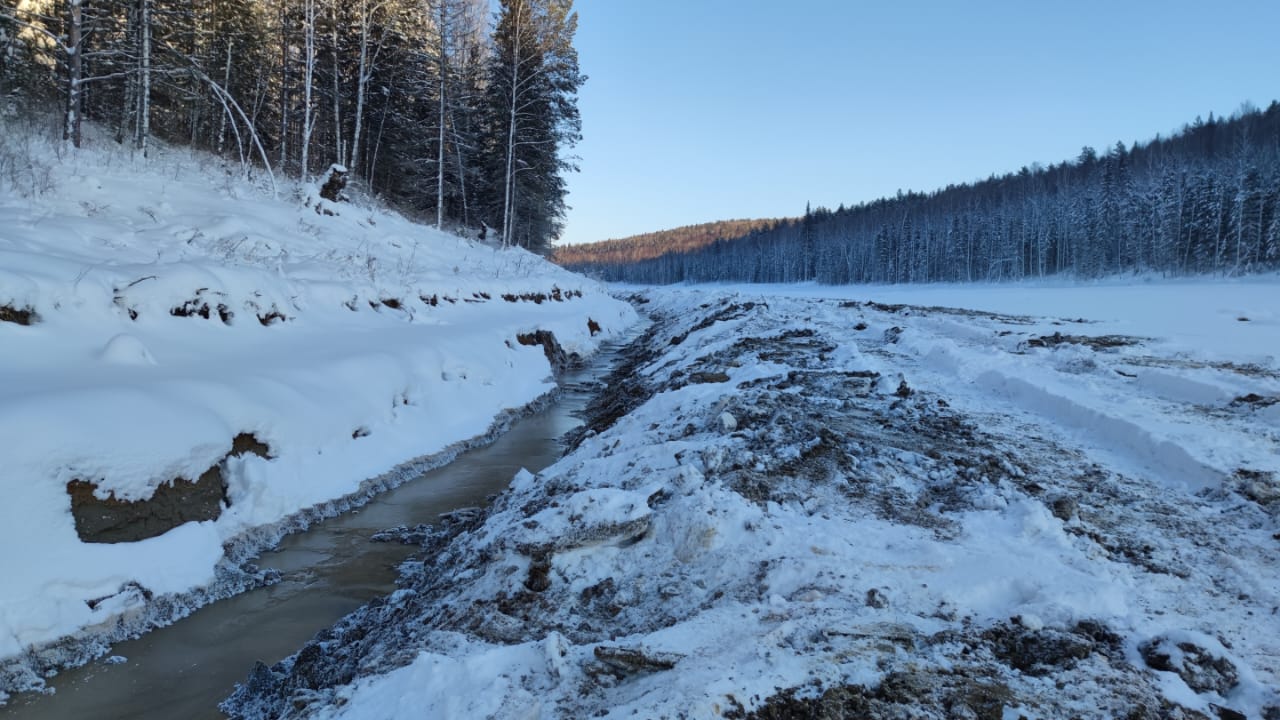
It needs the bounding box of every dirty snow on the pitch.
[225,280,1278,719]
[0,129,635,699]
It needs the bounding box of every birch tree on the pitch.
[133,0,149,153]
[298,0,317,180]
[482,0,582,252]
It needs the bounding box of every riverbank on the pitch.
[3,336,635,720]
[225,284,1278,719]
[0,132,637,702]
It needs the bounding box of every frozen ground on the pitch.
[226,280,1278,719]
[0,128,635,701]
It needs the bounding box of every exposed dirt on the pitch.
[668,301,761,346]
[1230,393,1278,408]
[0,304,39,325]
[317,165,348,203]
[67,433,271,544]
[516,330,571,375]
[841,299,1060,326]
[1123,356,1280,380]
[1140,636,1239,696]
[501,288,583,304]
[562,318,667,449]
[170,289,234,324]
[1025,332,1143,350]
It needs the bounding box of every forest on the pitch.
[551,217,781,268]
[0,0,582,253]
[561,104,1280,285]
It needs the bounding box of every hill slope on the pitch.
[0,128,636,700]
[564,103,1280,285]
[552,218,780,268]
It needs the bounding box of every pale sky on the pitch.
[557,0,1280,245]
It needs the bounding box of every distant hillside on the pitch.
[568,102,1280,285]
[552,218,781,267]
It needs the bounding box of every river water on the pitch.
[2,344,625,720]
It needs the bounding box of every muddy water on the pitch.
[2,347,625,720]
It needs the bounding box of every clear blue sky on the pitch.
[557,0,1280,246]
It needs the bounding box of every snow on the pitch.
[229,279,1280,719]
[672,276,1280,363]
[0,128,636,693]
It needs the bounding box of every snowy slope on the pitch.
[225,281,1278,719]
[0,129,636,700]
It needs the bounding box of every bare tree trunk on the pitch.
[65,0,83,147]
[331,1,343,167]
[118,0,138,144]
[136,0,151,156]
[349,0,387,177]
[216,41,232,155]
[450,115,469,226]
[349,1,369,176]
[435,0,448,229]
[501,3,522,247]
[300,0,318,181]
[278,3,289,171]
[369,88,389,188]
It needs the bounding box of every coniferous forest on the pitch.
[562,104,1280,285]
[0,0,582,253]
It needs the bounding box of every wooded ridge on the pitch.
[0,0,582,253]
[559,103,1280,284]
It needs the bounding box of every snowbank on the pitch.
[225,284,1278,719]
[0,130,636,698]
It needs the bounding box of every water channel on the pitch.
[2,341,627,720]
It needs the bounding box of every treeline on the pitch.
[0,0,582,252]
[552,218,781,267]
[562,103,1280,284]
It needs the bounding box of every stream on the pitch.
[2,341,628,720]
